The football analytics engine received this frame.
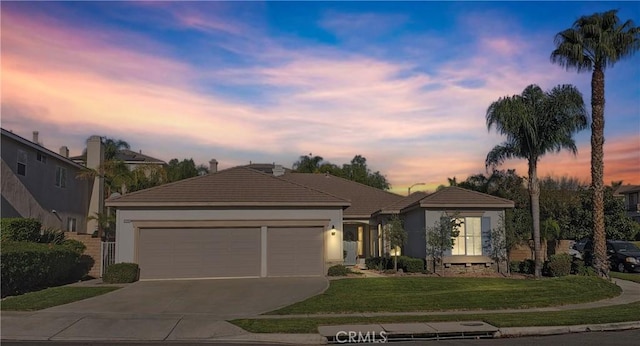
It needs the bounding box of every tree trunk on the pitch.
[529,160,542,278]
[394,255,398,272]
[591,66,608,278]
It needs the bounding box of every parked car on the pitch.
[569,238,589,259]
[583,240,640,273]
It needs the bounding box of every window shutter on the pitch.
[481,216,491,257]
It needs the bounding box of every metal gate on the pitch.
[343,241,357,266]
[101,241,116,276]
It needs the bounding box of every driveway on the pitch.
[44,277,328,319]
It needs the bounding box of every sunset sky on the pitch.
[2,1,638,194]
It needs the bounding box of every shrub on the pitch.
[547,254,572,277]
[61,239,86,255]
[327,264,350,276]
[39,227,65,244]
[1,218,42,242]
[1,242,81,297]
[571,258,597,276]
[365,256,424,273]
[103,263,139,283]
[403,257,425,273]
[509,261,521,273]
[518,259,535,275]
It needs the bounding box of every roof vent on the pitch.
[273,164,285,177]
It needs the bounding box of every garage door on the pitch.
[267,227,323,276]
[138,228,261,280]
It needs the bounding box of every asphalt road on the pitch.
[3,329,640,345]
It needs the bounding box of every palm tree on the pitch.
[551,10,639,277]
[486,84,588,278]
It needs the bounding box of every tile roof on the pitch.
[70,149,165,164]
[377,191,430,215]
[105,167,350,208]
[280,173,403,218]
[1,128,85,170]
[242,163,292,174]
[614,185,640,195]
[409,186,514,210]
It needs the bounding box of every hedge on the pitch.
[1,218,42,242]
[365,256,425,273]
[1,242,82,297]
[102,263,139,284]
[327,264,350,276]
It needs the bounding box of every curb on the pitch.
[497,321,640,337]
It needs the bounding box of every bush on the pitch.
[103,263,139,283]
[61,239,86,255]
[1,218,42,242]
[1,242,81,297]
[39,227,65,244]
[509,261,521,273]
[547,254,572,277]
[571,258,597,276]
[365,256,424,273]
[327,264,350,276]
[519,259,535,274]
[403,257,424,273]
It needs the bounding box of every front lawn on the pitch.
[0,286,120,311]
[269,276,620,315]
[232,301,640,333]
[611,271,640,283]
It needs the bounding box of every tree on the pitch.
[87,211,115,240]
[383,215,407,272]
[166,158,200,182]
[485,84,588,278]
[342,155,390,190]
[292,153,325,173]
[551,9,639,278]
[426,215,461,273]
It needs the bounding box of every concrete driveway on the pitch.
[45,277,328,319]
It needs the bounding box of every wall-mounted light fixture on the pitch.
[330,225,336,236]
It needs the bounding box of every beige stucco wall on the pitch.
[114,207,344,275]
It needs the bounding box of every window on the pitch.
[55,166,67,188]
[452,217,482,256]
[17,149,27,176]
[36,152,47,163]
[67,218,77,232]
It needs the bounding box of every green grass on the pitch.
[232,302,640,333]
[1,286,120,311]
[611,271,640,283]
[269,276,620,315]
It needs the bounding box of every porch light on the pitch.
[330,225,336,236]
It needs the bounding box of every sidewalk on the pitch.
[1,279,639,344]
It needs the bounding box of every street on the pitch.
[3,329,640,345]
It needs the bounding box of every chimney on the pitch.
[86,136,104,235]
[273,164,285,177]
[209,159,218,173]
[59,146,69,158]
[32,131,39,144]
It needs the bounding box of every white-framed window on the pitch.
[67,217,77,232]
[452,217,482,256]
[37,151,47,163]
[55,166,67,188]
[17,149,27,176]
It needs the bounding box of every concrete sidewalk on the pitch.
[1,279,638,344]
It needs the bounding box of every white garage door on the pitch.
[138,228,261,280]
[267,227,324,276]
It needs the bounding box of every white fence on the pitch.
[101,241,116,276]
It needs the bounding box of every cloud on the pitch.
[2,3,638,196]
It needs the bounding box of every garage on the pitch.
[138,228,261,280]
[267,227,324,276]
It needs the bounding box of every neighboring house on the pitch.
[376,187,514,271]
[105,166,350,280]
[71,149,166,171]
[1,129,104,234]
[615,185,640,223]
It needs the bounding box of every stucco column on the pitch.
[86,136,104,234]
